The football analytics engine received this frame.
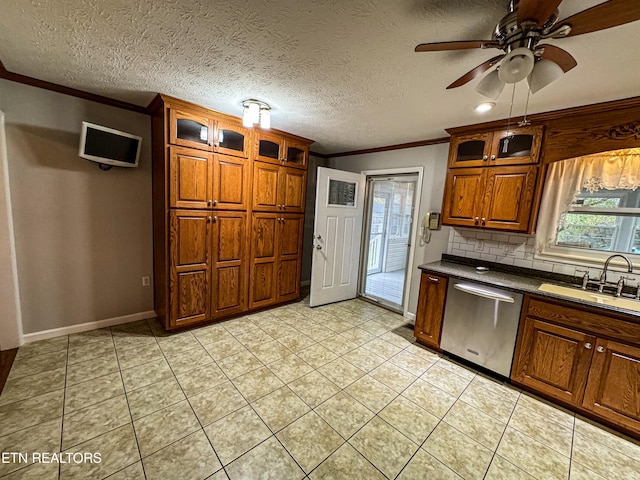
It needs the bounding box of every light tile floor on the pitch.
[1,297,640,479]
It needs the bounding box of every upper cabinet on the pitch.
[169,108,249,157]
[170,109,215,151]
[215,120,250,158]
[442,125,545,233]
[254,130,308,169]
[449,125,543,168]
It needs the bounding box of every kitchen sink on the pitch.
[538,283,640,312]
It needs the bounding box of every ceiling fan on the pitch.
[415,0,640,97]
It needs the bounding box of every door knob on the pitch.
[315,245,322,250]
[315,234,322,240]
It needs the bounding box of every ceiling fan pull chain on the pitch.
[519,87,532,127]
[501,82,517,151]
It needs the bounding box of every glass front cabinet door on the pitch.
[283,139,308,169]
[490,125,543,166]
[169,109,215,151]
[255,132,284,165]
[215,121,249,158]
[448,133,492,168]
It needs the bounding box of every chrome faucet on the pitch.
[599,254,633,293]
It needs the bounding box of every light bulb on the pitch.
[259,108,271,129]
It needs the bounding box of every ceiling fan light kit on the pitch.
[498,47,534,83]
[475,70,505,100]
[528,58,564,93]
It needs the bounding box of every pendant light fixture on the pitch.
[242,99,271,129]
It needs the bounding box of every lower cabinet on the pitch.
[512,316,595,405]
[169,210,212,328]
[210,211,249,319]
[414,272,448,349]
[583,339,640,430]
[249,213,304,309]
[512,295,640,435]
[169,210,248,328]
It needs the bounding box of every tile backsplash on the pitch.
[446,227,640,285]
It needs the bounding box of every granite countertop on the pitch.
[418,258,640,320]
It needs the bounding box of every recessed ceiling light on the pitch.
[475,102,495,113]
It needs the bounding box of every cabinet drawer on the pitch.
[527,296,640,346]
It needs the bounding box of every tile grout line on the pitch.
[57,334,70,480]
[111,323,149,480]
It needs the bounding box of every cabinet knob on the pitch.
[474,217,479,226]
[596,346,605,353]
[482,155,488,161]
[213,216,217,222]
[585,342,592,350]
[213,200,218,206]
[481,218,486,226]
[427,277,440,283]
[207,216,212,223]
[207,200,213,206]
[490,154,496,160]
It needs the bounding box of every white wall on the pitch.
[0,80,154,336]
[329,143,451,316]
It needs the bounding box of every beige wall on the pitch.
[329,143,451,317]
[0,80,153,335]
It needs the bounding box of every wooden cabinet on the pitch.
[211,212,248,318]
[169,147,212,210]
[252,162,306,213]
[442,165,538,231]
[512,295,640,436]
[249,213,304,309]
[169,108,215,151]
[151,94,312,330]
[169,146,249,210]
[583,339,640,430]
[414,272,448,349]
[512,316,595,405]
[255,130,309,169]
[169,210,212,328]
[169,107,249,157]
[449,126,543,168]
[215,120,250,158]
[442,125,543,233]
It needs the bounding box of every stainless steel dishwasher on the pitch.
[440,279,523,377]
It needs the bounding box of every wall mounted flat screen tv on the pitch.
[79,122,142,168]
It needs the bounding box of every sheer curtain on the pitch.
[535,149,640,254]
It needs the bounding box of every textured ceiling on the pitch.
[0,0,639,154]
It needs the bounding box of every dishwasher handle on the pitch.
[453,283,515,303]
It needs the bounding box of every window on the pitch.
[555,189,640,253]
[536,148,640,263]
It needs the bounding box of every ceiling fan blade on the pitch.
[555,0,640,37]
[517,0,562,26]
[415,40,500,52]
[538,44,577,72]
[446,55,505,89]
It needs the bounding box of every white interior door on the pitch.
[310,167,365,307]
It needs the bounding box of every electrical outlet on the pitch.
[141,276,151,287]
[474,239,485,252]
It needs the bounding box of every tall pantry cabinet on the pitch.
[150,95,312,330]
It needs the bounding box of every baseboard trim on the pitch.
[22,310,158,344]
[404,312,416,321]
[300,280,310,287]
